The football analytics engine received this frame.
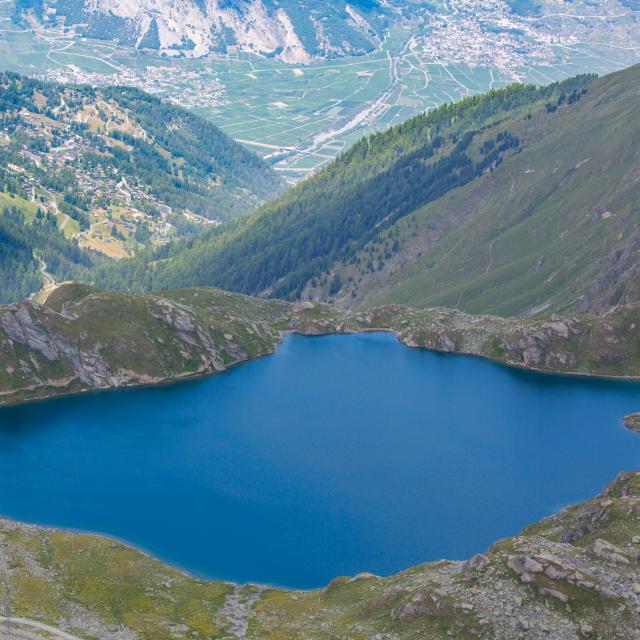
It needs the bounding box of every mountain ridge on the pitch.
[14,0,392,63]
[1,282,639,407]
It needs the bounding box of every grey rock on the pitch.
[587,539,630,564]
[462,553,489,580]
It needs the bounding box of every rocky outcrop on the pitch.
[625,413,640,432]
[19,0,388,62]
[0,303,61,361]
[0,285,289,405]
[1,284,639,407]
[578,228,640,314]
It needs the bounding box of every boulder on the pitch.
[462,553,489,580]
[586,538,630,564]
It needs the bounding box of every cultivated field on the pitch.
[1,0,639,179]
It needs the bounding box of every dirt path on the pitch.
[34,259,60,304]
[220,586,265,640]
[39,260,55,289]
[0,617,84,640]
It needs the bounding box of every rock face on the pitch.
[1,284,640,407]
[587,538,631,564]
[0,285,290,404]
[578,228,640,314]
[368,303,640,379]
[17,0,392,62]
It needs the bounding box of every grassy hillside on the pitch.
[91,74,593,300]
[2,468,640,639]
[1,283,639,407]
[331,63,640,315]
[93,65,640,318]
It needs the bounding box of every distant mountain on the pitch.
[14,0,640,66]
[0,71,283,302]
[93,64,640,317]
[13,0,395,63]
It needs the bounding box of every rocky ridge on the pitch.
[0,283,639,406]
[16,0,390,62]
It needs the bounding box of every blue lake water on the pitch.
[1,332,640,588]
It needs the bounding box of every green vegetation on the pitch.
[0,206,100,303]
[95,83,284,216]
[92,63,639,319]
[0,71,284,300]
[4,0,640,178]
[91,74,594,301]
[3,65,640,317]
[3,466,640,639]
[1,520,234,639]
[0,72,283,221]
[347,64,640,315]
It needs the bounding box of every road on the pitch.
[0,617,84,640]
[33,258,59,304]
[38,259,56,289]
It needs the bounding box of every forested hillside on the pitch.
[90,71,598,308]
[5,66,640,315]
[330,63,640,315]
[0,206,101,303]
[0,72,283,301]
[0,73,282,223]
[90,64,640,317]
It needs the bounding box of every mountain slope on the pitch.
[0,72,283,226]
[91,72,596,304]
[0,205,102,304]
[98,64,640,317]
[14,0,393,62]
[0,72,283,301]
[323,63,640,315]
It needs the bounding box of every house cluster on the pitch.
[1,108,206,254]
[39,63,226,111]
[418,0,578,71]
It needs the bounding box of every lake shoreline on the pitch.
[1,463,639,593]
[2,331,640,588]
[2,325,640,410]
[2,328,640,638]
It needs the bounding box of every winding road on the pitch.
[33,258,59,303]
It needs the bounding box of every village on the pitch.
[415,0,580,71]
[0,90,218,259]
